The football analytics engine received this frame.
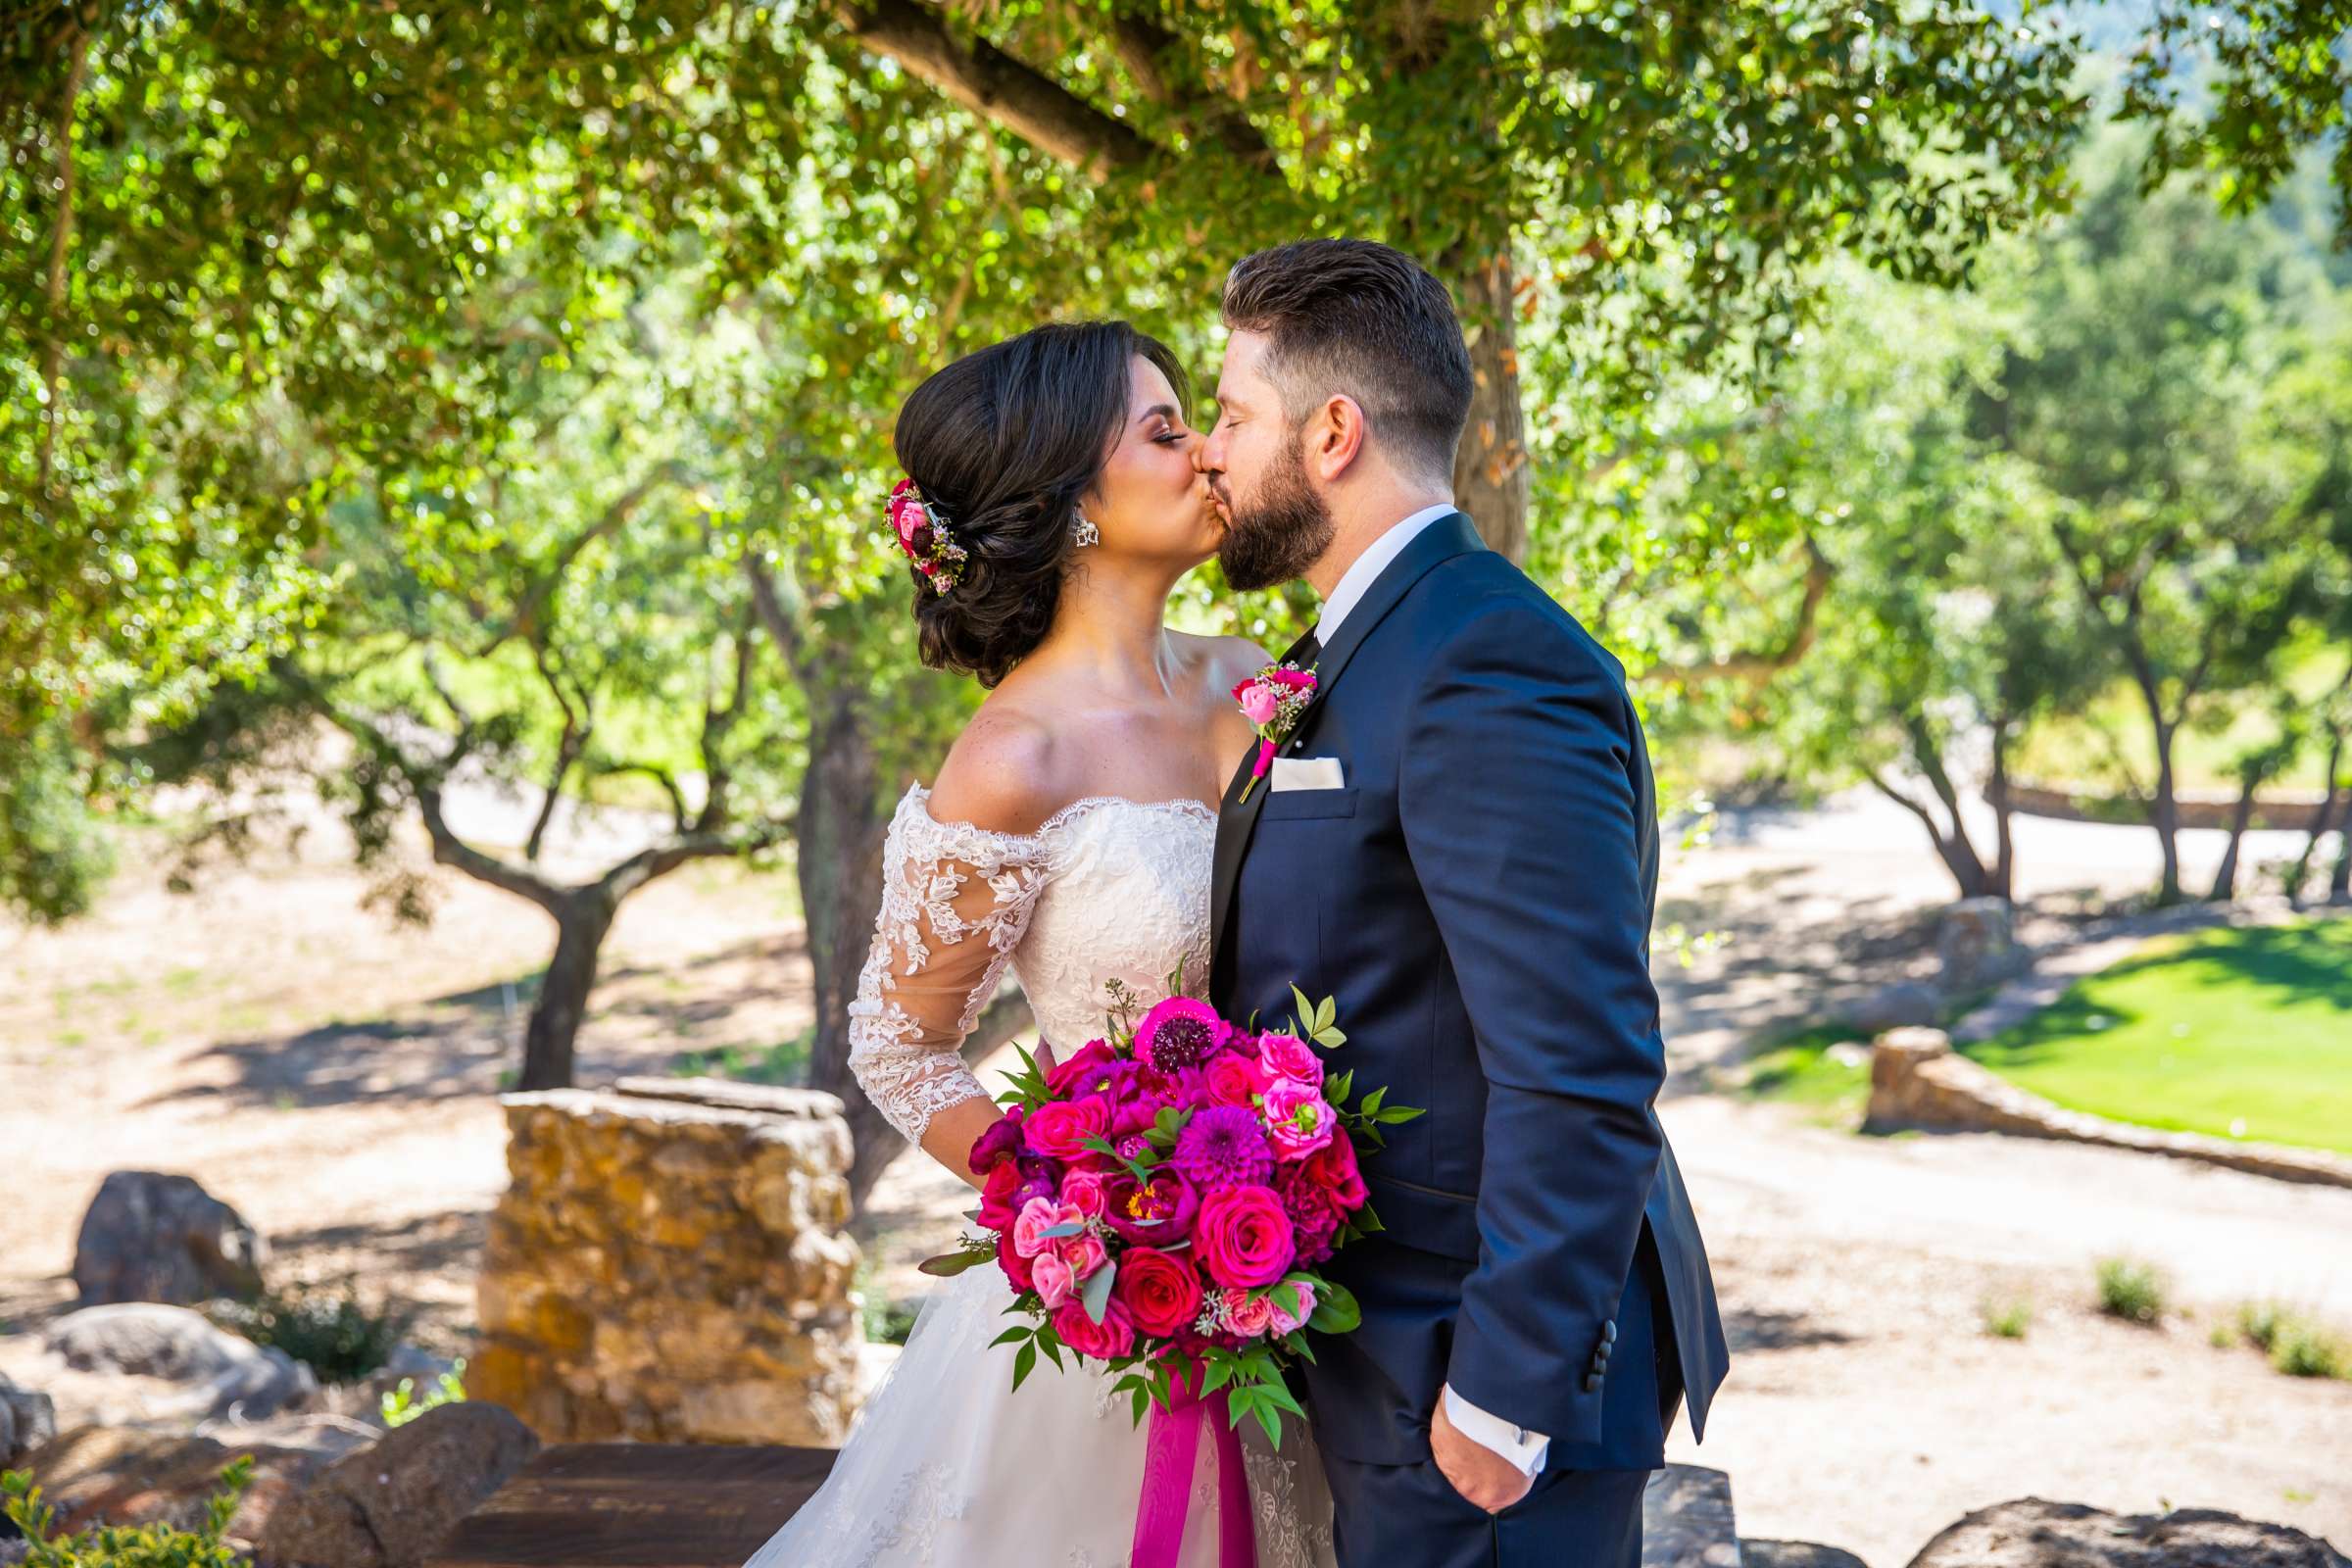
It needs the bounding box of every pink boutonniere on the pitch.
[1232,662,1319,804]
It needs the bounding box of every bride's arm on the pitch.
[848,715,1066,1190]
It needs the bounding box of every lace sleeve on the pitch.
[846,786,1055,1145]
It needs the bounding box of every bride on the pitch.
[746,320,1338,1566]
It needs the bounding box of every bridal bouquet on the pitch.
[922,979,1421,1448]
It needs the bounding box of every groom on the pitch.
[1201,239,1730,1567]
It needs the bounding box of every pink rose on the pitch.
[1267,1279,1318,1335]
[1261,1078,1337,1159]
[1060,1169,1109,1219]
[1195,1185,1297,1291]
[1012,1198,1084,1259]
[1055,1230,1107,1282]
[1032,1250,1075,1309]
[1054,1297,1138,1360]
[1203,1053,1268,1108]
[1255,1033,1323,1088]
[1238,685,1280,725]
[1025,1097,1112,1161]
[1223,1288,1278,1340]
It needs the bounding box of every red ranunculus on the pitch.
[1194,1184,1297,1291]
[1054,1297,1138,1360]
[1045,1039,1120,1098]
[1114,1247,1204,1338]
[1302,1136,1368,1210]
[976,1160,1022,1230]
[1202,1053,1268,1109]
[996,1227,1035,1294]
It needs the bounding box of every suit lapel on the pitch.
[1207,511,1485,963]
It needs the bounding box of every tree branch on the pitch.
[1104,9,1276,172]
[35,23,92,500]
[835,0,1156,179]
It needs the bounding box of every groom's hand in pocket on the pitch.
[1430,1394,1535,1513]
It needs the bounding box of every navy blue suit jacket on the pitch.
[1209,512,1728,1469]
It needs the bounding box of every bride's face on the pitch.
[1078,357,1221,568]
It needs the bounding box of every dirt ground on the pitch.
[3,800,2346,1565]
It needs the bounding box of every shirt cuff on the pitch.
[1442,1383,1550,1477]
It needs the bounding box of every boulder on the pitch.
[1642,1464,1740,1567]
[7,1423,331,1545]
[1938,897,2027,995]
[1746,1545,1872,1568]
[254,1402,539,1568]
[1842,981,1943,1035]
[0,1374,57,1467]
[1905,1498,2350,1568]
[42,1302,318,1423]
[72,1172,269,1307]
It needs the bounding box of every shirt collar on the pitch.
[1313,502,1458,644]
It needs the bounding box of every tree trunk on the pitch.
[2149,713,2184,905]
[520,894,616,1091]
[1446,250,1530,564]
[2288,730,2345,904]
[2208,787,2259,903]
[1987,721,2017,903]
[795,688,900,1205]
[2332,822,2352,906]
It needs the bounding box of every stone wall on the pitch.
[471,1076,864,1446]
[1864,1028,2352,1190]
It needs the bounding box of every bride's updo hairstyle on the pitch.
[892,320,1191,688]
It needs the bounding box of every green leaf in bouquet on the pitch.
[988,1327,1029,1349]
[1012,1342,1038,1391]
[1355,1203,1384,1234]
[1130,1385,1152,1427]
[1308,1281,1361,1335]
[1039,1334,1065,1371]
[1036,1220,1087,1240]
[1202,1355,1236,1395]
[1328,1069,1354,1104]
[1081,1258,1118,1326]
[917,1242,998,1278]
[1289,985,1315,1036]
[1358,1085,1385,1115]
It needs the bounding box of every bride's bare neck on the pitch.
[1018,555,1187,698]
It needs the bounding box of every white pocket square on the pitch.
[1270,757,1346,792]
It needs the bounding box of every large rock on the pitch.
[1906,1498,2350,1568]
[42,1302,318,1423]
[1842,981,1943,1035]
[8,1423,332,1545]
[1642,1465,1740,1568]
[254,1403,539,1568]
[0,1381,57,1469]
[72,1172,269,1307]
[1937,896,2027,995]
[1747,1544,1872,1568]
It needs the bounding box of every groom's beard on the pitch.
[1213,436,1336,593]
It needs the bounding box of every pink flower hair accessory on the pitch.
[886,476,969,594]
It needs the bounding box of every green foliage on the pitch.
[2094,1256,2170,1325]
[3,1455,254,1568]
[1981,1295,2035,1340]
[379,1357,467,1428]
[2229,1301,2351,1380]
[1736,1025,1872,1124]
[203,1279,416,1384]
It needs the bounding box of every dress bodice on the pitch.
[846,784,1217,1144]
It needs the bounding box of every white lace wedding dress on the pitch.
[743,784,1338,1568]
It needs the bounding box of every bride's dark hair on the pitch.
[892,320,1191,688]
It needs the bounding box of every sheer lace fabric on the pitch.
[749,786,1336,1568]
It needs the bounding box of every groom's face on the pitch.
[1200,330,1336,593]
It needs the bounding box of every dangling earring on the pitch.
[1072,510,1102,548]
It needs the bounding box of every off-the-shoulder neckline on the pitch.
[905,782,1218,840]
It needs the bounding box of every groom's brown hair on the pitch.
[1219,239,1472,487]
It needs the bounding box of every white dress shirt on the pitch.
[1312,500,1554,1480]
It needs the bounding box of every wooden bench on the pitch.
[426,1445,837,1568]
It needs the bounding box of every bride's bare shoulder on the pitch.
[928,700,1069,837]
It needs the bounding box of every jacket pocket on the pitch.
[1258,786,1358,820]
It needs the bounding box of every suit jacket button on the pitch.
[1602,1320,1618,1345]
[1583,1372,1603,1393]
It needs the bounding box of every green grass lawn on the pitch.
[1961,920,2352,1156]
[1736,1022,1874,1124]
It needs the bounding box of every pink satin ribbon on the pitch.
[1129,1365,1257,1568]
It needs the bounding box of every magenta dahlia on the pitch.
[1136,996,1227,1073]
[1171,1103,1274,1190]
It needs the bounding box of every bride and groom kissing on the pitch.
[749,238,1730,1568]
